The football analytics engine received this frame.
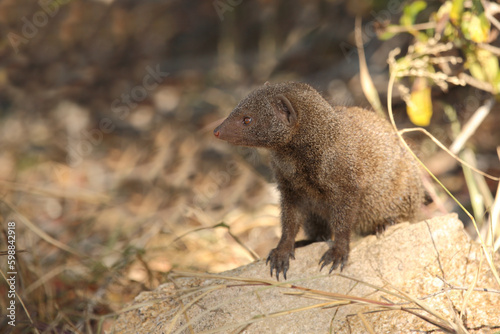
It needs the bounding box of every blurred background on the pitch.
[0,0,499,332]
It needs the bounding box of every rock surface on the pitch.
[113,214,500,333]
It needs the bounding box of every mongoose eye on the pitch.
[243,116,252,125]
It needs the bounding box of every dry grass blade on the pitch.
[449,98,496,227]
[449,98,495,154]
[483,0,500,31]
[387,284,461,333]
[471,153,495,211]
[170,271,283,286]
[355,16,385,118]
[90,299,167,320]
[336,273,436,306]
[477,42,500,56]
[492,148,500,252]
[285,291,352,306]
[24,265,66,295]
[458,73,495,93]
[462,149,486,227]
[398,128,499,182]
[337,274,461,332]
[172,271,395,307]
[357,312,376,334]
[400,308,459,333]
[283,285,394,307]
[261,301,343,317]
[169,222,259,261]
[460,256,482,322]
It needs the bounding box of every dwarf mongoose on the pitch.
[214,82,428,280]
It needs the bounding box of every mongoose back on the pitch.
[213,81,427,280]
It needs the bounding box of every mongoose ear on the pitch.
[264,81,270,86]
[275,94,297,126]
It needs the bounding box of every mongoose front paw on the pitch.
[266,247,295,281]
[318,245,349,274]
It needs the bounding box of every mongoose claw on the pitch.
[266,247,295,281]
[376,218,395,237]
[318,247,348,274]
[375,223,386,237]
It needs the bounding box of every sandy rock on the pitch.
[113,214,500,333]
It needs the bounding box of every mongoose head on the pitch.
[214,82,311,148]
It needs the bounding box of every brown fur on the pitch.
[214,82,426,280]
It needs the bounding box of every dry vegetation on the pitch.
[0,0,499,333]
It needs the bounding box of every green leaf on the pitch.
[468,12,490,42]
[450,0,464,24]
[466,48,499,86]
[377,25,398,40]
[493,72,500,95]
[465,49,485,81]
[461,12,471,39]
[400,1,427,27]
[378,31,397,40]
[477,49,499,84]
[468,62,485,81]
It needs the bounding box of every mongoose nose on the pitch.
[214,128,220,138]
